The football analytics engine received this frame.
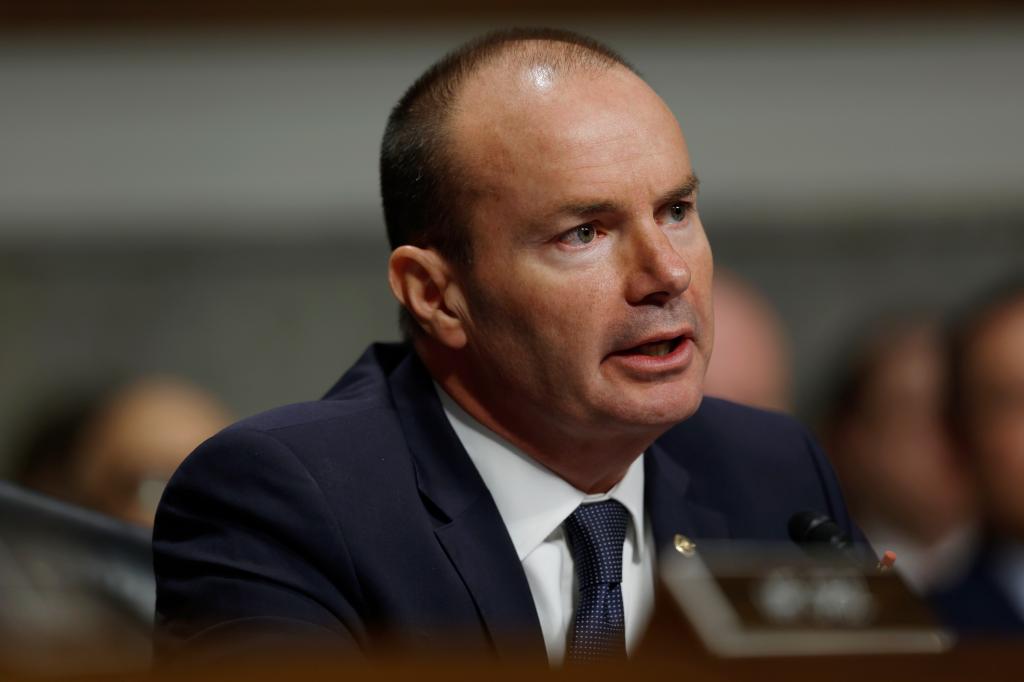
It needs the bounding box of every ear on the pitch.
[388,245,468,348]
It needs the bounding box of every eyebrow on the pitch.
[546,172,700,221]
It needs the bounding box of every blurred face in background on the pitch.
[959,298,1024,538]
[703,271,791,412]
[828,325,973,544]
[447,62,714,447]
[72,378,230,526]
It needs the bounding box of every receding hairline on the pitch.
[415,35,641,141]
[468,35,631,73]
[395,31,638,122]
[440,48,647,178]
[411,36,643,238]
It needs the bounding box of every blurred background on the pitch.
[2,2,1022,459]
[1,0,1023,675]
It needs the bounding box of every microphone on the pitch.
[788,511,861,565]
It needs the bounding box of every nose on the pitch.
[623,222,691,306]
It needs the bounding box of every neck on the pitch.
[417,340,660,493]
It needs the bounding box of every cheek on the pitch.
[466,269,568,368]
[674,228,715,342]
[486,259,615,337]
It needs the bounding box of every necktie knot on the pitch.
[564,499,630,587]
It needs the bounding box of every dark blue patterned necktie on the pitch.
[564,499,629,664]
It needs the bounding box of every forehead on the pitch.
[448,61,691,210]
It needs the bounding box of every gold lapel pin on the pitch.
[674,534,696,557]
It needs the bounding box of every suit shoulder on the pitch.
[170,392,404,495]
[658,397,829,499]
[226,394,391,437]
[220,342,407,439]
[658,396,859,541]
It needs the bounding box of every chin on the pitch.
[600,382,705,431]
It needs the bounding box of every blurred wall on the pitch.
[1,18,1023,466]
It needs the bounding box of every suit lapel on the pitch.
[384,345,732,654]
[387,351,546,660]
[432,497,549,659]
[645,439,730,556]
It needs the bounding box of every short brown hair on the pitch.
[379,28,637,336]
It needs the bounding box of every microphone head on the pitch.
[788,510,848,548]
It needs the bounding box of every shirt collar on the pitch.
[435,383,646,562]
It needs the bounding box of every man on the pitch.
[820,317,976,593]
[930,277,1024,633]
[154,29,858,665]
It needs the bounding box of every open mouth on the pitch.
[612,335,686,358]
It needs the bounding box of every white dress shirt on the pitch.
[436,385,655,665]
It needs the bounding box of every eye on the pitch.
[559,223,599,247]
[667,202,690,224]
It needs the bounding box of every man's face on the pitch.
[962,299,1024,536]
[446,63,713,440]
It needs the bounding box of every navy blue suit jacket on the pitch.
[929,540,1024,635]
[154,343,858,660]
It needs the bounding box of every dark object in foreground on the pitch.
[789,511,854,552]
[0,480,154,675]
[659,541,952,657]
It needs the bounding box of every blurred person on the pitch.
[930,276,1024,633]
[154,28,862,665]
[821,317,976,593]
[13,376,231,527]
[703,269,792,412]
